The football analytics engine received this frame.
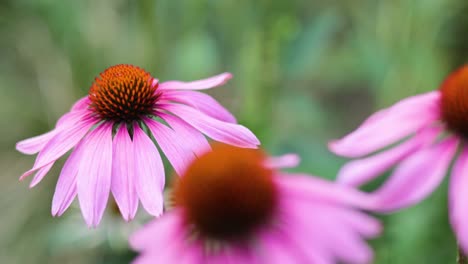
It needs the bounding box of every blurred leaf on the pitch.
[284,9,341,78]
[167,31,220,79]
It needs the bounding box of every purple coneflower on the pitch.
[329,65,468,252]
[130,144,380,264]
[16,64,259,227]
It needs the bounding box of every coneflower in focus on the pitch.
[16,64,259,227]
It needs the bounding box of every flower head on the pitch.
[16,64,259,227]
[130,144,380,264]
[329,65,468,252]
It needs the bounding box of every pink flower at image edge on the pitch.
[329,65,468,253]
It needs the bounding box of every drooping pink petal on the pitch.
[213,247,253,264]
[130,210,182,251]
[257,232,303,264]
[332,207,382,237]
[133,124,164,216]
[358,108,389,128]
[284,216,336,264]
[160,103,259,148]
[17,99,92,155]
[51,139,86,216]
[133,244,202,264]
[76,123,113,227]
[160,90,237,123]
[265,154,300,169]
[329,91,441,158]
[370,136,459,212]
[159,73,232,90]
[129,212,210,264]
[132,254,170,264]
[111,125,139,221]
[56,105,92,128]
[152,78,159,88]
[449,148,468,254]
[70,96,90,112]
[29,161,55,188]
[337,126,442,187]
[276,173,375,210]
[158,112,211,156]
[284,199,374,264]
[132,255,156,264]
[145,119,196,176]
[131,211,204,264]
[20,111,96,180]
[16,130,59,155]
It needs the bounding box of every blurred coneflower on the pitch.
[130,144,380,264]
[16,64,259,227]
[329,65,468,253]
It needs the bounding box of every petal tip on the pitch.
[336,166,360,187]
[216,72,233,86]
[152,78,159,86]
[19,171,32,181]
[327,140,359,158]
[15,140,37,155]
[327,140,338,152]
[51,208,59,217]
[122,213,134,222]
[222,72,233,80]
[15,143,25,153]
[374,222,383,236]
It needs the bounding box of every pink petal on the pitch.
[17,102,92,155]
[56,106,92,128]
[358,108,388,128]
[133,124,164,216]
[152,78,159,88]
[450,148,468,254]
[161,103,259,148]
[212,248,253,264]
[284,199,373,264]
[333,208,382,238]
[111,126,139,221]
[76,124,113,227]
[51,140,86,216]
[337,126,442,187]
[70,96,90,112]
[160,90,237,123]
[20,111,96,180]
[132,255,156,264]
[145,119,196,176]
[158,112,210,156]
[276,173,375,210]
[16,130,59,155]
[131,211,203,264]
[329,91,441,158]
[159,72,232,90]
[265,154,300,169]
[282,220,335,264]
[132,244,202,264]
[257,233,301,264]
[29,161,55,188]
[130,211,182,252]
[370,136,458,211]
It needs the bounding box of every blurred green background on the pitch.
[1,0,467,263]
